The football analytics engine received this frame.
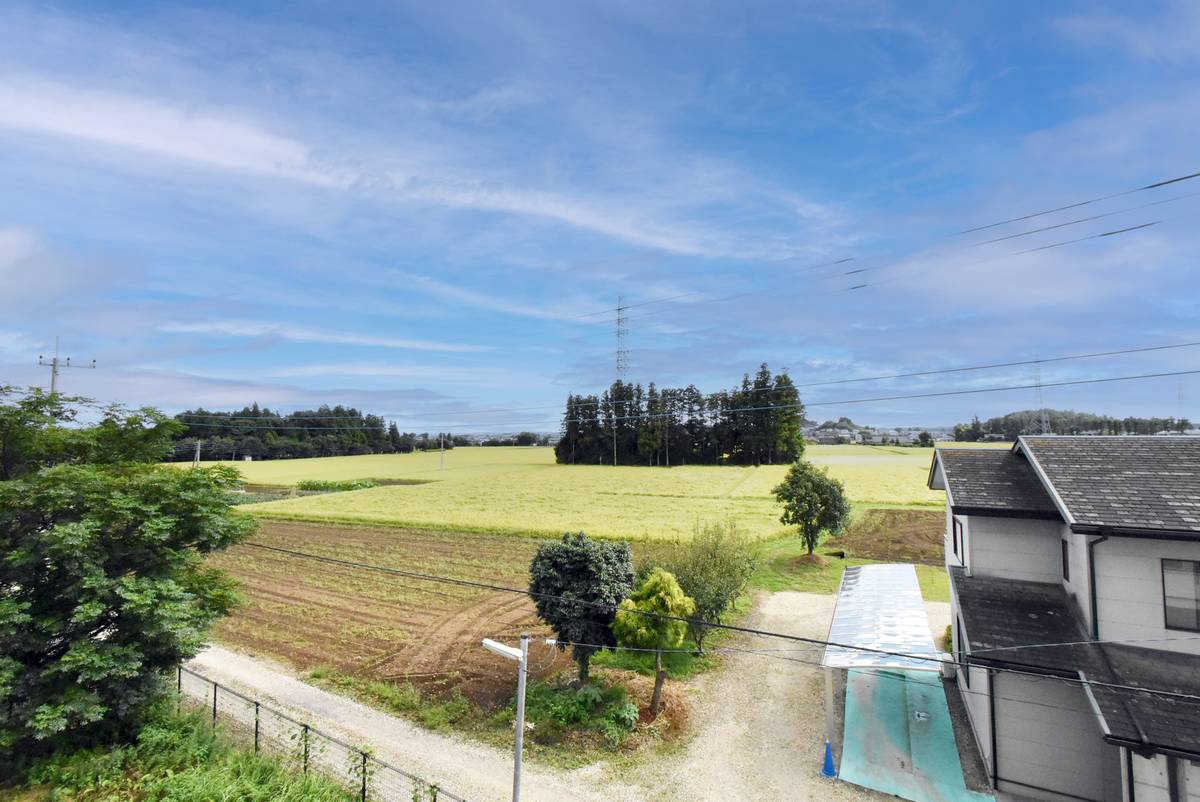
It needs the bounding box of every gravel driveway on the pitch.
[187,592,951,802]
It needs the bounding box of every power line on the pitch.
[240,542,1200,704]
[164,367,1200,433]
[957,170,1200,235]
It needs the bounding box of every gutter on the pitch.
[1072,523,1200,542]
[1087,535,1108,640]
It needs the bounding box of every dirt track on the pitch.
[189,591,949,801]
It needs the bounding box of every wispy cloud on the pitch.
[0,77,346,187]
[159,321,491,353]
[1057,2,1200,63]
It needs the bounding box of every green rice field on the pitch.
[207,443,1005,542]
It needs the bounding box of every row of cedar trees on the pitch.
[555,363,805,466]
[169,404,459,460]
[954,409,1194,441]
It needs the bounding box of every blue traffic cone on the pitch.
[821,740,837,778]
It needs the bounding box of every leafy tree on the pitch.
[0,389,255,765]
[917,431,934,447]
[529,533,634,685]
[772,460,851,555]
[659,521,757,652]
[612,569,695,718]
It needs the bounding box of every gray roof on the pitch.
[951,567,1200,757]
[1020,436,1200,534]
[933,448,1060,519]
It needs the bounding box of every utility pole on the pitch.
[193,439,202,466]
[38,337,96,395]
[440,434,444,470]
[481,635,529,802]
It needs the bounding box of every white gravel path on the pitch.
[187,592,953,802]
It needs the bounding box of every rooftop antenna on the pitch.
[37,336,96,396]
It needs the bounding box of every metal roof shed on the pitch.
[822,563,943,673]
[819,564,945,782]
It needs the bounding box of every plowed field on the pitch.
[211,520,572,702]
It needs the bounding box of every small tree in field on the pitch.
[613,569,695,718]
[772,460,850,555]
[660,521,757,652]
[529,533,634,685]
[0,388,255,766]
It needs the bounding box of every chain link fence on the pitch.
[178,665,468,802]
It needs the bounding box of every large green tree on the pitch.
[529,533,634,685]
[0,388,255,765]
[772,460,851,555]
[613,569,695,718]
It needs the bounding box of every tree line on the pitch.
[953,408,1193,441]
[555,363,804,466]
[168,404,461,460]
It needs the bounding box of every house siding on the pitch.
[966,515,1063,584]
[1131,750,1200,801]
[1094,537,1200,656]
[992,671,1122,802]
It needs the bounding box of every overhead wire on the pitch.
[154,367,1200,434]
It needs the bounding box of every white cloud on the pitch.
[0,77,347,187]
[159,320,491,353]
[271,361,548,387]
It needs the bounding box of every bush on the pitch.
[520,680,638,749]
[656,520,757,651]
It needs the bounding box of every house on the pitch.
[928,437,1200,802]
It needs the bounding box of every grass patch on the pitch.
[752,536,950,602]
[12,706,355,801]
[305,667,653,768]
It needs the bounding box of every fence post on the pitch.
[302,724,309,772]
[360,751,368,801]
[254,702,260,753]
[176,666,182,714]
[211,681,218,727]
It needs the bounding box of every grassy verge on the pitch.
[752,536,949,602]
[306,667,654,768]
[8,707,355,802]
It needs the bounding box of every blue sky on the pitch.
[1,1,1198,432]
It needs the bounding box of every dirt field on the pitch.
[827,508,946,565]
[211,520,573,704]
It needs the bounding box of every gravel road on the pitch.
[187,592,952,802]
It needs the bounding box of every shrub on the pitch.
[658,520,757,651]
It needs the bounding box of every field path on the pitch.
[187,644,644,802]
[189,593,949,801]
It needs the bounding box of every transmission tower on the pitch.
[37,337,96,395]
[1034,358,1050,435]
[615,295,630,379]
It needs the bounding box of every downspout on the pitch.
[988,669,998,789]
[1125,747,1135,802]
[1088,535,1109,640]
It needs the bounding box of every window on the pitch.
[1061,540,1070,582]
[952,517,964,562]
[1163,559,1200,632]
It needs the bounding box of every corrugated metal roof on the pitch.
[823,564,942,672]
